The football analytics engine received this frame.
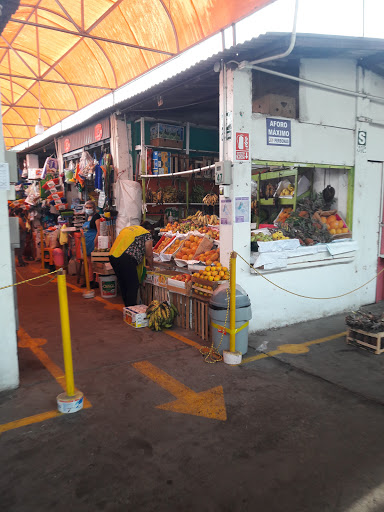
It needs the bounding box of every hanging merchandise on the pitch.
[94,157,103,192]
[64,161,75,183]
[74,163,85,189]
[22,160,28,179]
[25,182,41,206]
[42,156,59,179]
[79,151,95,180]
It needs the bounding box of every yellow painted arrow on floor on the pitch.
[133,361,227,421]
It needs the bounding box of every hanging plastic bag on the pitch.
[79,151,94,179]
[42,157,59,179]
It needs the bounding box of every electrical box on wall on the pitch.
[215,161,232,185]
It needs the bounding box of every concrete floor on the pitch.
[2,265,384,511]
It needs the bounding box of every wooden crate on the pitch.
[193,297,210,342]
[153,283,169,303]
[191,275,223,303]
[91,251,110,263]
[140,282,154,305]
[169,291,191,330]
[140,282,169,305]
[347,328,384,354]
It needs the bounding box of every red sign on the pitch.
[235,132,249,161]
[94,123,103,142]
[64,138,71,152]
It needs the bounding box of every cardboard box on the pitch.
[252,94,296,119]
[93,262,115,275]
[151,138,183,149]
[123,305,148,328]
[167,278,192,296]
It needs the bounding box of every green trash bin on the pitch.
[209,284,252,355]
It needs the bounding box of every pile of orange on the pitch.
[160,222,180,233]
[154,237,174,254]
[193,263,229,282]
[195,284,213,297]
[321,214,349,235]
[198,248,219,264]
[197,227,220,240]
[164,238,183,255]
[177,235,203,261]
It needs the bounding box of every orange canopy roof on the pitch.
[0,0,274,150]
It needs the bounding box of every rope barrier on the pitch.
[0,269,59,291]
[237,253,384,300]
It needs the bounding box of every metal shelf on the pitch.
[145,202,186,205]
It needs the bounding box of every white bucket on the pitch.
[57,391,84,414]
[100,274,117,298]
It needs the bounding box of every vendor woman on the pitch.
[82,200,101,288]
[109,225,153,306]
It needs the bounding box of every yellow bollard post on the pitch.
[229,251,237,353]
[81,234,95,299]
[40,226,48,275]
[56,270,84,413]
[223,251,242,365]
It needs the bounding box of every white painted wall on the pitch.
[0,108,19,390]
[299,59,357,129]
[251,116,355,165]
[225,58,384,333]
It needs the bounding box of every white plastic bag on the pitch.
[114,180,142,234]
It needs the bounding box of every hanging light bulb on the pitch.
[35,81,44,135]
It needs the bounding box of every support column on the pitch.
[219,65,252,274]
[110,113,133,181]
[0,104,19,390]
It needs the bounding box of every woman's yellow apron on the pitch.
[109,226,149,283]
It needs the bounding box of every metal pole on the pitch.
[229,251,237,353]
[80,234,91,291]
[57,271,75,397]
[40,226,48,274]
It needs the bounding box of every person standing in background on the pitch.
[109,225,153,306]
[12,209,28,267]
[82,200,101,288]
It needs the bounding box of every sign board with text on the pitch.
[266,118,291,146]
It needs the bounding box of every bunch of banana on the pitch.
[163,186,178,203]
[280,184,295,197]
[186,211,218,227]
[203,193,218,206]
[146,300,178,331]
[156,188,164,204]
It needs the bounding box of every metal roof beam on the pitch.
[9,18,176,56]
[0,73,113,90]
[8,105,76,112]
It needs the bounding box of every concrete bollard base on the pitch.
[223,350,242,365]
[57,391,84,414]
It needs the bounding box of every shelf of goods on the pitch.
[135,119,219,220]
[140,232,224,341]
[251,168,312,228]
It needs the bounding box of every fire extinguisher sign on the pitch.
[235,132,250,161]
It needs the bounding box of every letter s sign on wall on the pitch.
[357,130,367,154]
[358,130,367,146]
